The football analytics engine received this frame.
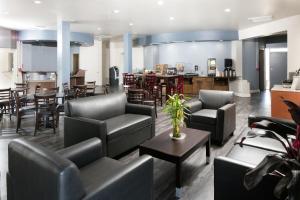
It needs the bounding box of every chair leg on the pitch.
[16,116,21,133]
[56,112,59,128]
[52,113,56,134]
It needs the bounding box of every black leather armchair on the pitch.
[185,90,236,145]
[7,138,154,200]
[64,92,155,157]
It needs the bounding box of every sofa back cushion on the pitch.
[199,90,234,109]
[65,92,127,120]
[7,138,85,200]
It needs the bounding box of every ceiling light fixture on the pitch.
[97,27,101,31]
[248,15,273,23]
[169,17,175,21]
[33,0,42,4]
[157,1,164,6]
[113,10,120,14]
[224,8,231,13]
[129,22,134,26]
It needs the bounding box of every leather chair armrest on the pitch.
[57,138,103,168]
[64,116,108,155]
[84,155,154,200]
[216,103,236,143]
[185,100,202,114]
[248,115,296,133]
[214,156,279,200]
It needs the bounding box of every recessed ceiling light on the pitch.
[248,15,273,23]
[97,27,101,31]
[169,17,175,21]
[33,0,42,4]
[113,10,120,14]
[157,1,164,6]
[224,8,231,12]
[35,25,46,30]
[129,22,134,26]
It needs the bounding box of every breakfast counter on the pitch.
[271,85,300,120]
[183,76,233,95]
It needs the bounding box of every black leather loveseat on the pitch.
[185,90,236,145]
[7,138,153,200]
[64,92,155,157]
[214,115,293,200]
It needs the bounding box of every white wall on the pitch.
[0,48,17,89]
[79,40,102,85]
[231,40,243,77]
[239,15,300,74]
[132,46,144,72]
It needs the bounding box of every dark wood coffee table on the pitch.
[139,127,211,198]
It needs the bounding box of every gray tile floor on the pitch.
[0,91,271,200]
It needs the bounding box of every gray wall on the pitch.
[144,41,232,74]
[0,27,17,49]
[22,43,79,72]
[242,40,259,90]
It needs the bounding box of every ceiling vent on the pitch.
[248,15,273,23]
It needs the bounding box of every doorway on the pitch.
[264,48,288,90]
[73,54,79,74]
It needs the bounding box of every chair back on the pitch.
[15,83,28,95]
[34,93,57,113]
[0,88,12,114]
[124,74,136,87]
[176,75,184,94]
[65,92,127,120]
[7,138,85,200]
[199,90,234,109]
[145,74,157,94]
[127,89,144,104]
[74,85,87,98]
[86,81,96,95]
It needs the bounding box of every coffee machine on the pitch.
[224,59,235,77]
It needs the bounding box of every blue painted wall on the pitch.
[135,30,238,46]
[144,41,232,74]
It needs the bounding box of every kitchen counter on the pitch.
[271,85,300,120]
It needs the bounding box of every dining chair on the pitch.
[86,81,96,96]
[34,93,58,135]
[0,88,12,120]
[63,83,75,100]
[74,85,87,98]
[14,91,35,133]
[127,88,157,118]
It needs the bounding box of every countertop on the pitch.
[271,85,300,93]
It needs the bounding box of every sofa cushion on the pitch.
[191,109,217,125]
[80,157,124,195]
[106,114,152,140]
[227,144,275,166]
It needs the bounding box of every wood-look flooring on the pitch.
[0,91,271,200]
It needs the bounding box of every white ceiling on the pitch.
[0,0,299,37]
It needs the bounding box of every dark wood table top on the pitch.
[140,127,210,160]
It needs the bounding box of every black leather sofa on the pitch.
[7,138,154,200]
[185,90,236,145]
[64,92,155,157]
[214,115,294,200]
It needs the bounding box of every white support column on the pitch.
[57,20,70,91]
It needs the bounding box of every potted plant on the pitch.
[242,99,300,200]
[163,94,189,140]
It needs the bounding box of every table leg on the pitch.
[206,137,211,164]
[176,162,182,198]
